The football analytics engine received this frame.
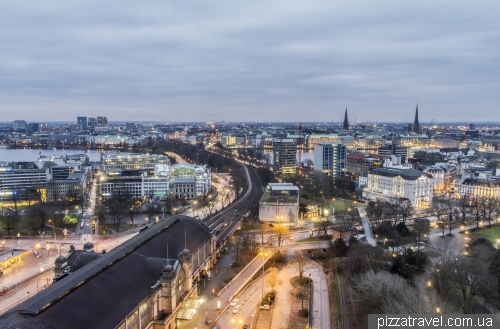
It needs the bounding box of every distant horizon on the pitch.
[1,120,500,126]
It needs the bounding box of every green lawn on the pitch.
[470,225,500,244]
[326,199,362,213]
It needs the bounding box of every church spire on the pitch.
[412,104,420,133]
[343,108,349,130]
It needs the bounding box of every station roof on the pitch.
[0,216,213,329]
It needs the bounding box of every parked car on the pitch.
[230,298,239,307]
[232,305,242,314]
[211,325,221,329]
[259,304,270,310]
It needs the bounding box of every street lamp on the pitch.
[259,251,268,300]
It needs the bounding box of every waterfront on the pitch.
[0,148,103,162]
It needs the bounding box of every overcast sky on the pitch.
[1,1,499,123]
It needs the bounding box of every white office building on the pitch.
[362,168,434,208]
[99,153,210,200]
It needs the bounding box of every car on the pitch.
[230,298,239,307]
[259,304,270,310]
[211,325,221,329]
[232,305,242,314]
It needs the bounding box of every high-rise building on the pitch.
[13,120,27,131]
[27,123,40,133]
[412,104,420,133]
[126,122,135,131]
[313,143,347,178]
[97,116,108,127]
[273,138,297,174]
[343,108,349,130]
[88,117,98,128]
[77,117,88,130]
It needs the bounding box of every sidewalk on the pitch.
[177,245,271,328]
[177,244,237,329]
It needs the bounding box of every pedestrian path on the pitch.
[357,207,376,246]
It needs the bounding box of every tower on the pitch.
[343,108,349,130]
[273,138,297,174]
[297,124,303,175]
[412,104,420,133]
[313,143,347,178]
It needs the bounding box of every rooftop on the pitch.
[0,216,213,329]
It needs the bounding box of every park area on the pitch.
[470,224,500,244]
[325,198,363,213]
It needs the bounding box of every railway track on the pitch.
[206,163,263,246]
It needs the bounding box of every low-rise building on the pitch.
[259,183,299,224]
[456,178,500,198]
[332,227,359,240]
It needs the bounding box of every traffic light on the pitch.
[92,223,96,233]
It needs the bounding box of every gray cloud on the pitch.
[0,0,499,123]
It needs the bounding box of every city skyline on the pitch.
[1,1,499,122]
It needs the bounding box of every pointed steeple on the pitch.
[412,104,420,133]
[343,108,349,130]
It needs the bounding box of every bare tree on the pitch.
[273,224,289,247]
[314,217,332,238]
[366,201,384,228]
[144,198,161,224]
[398,198,414,224]
[290,251,309,280]
[428,239,462,299]
[413,219,430,249]
[94,203,107,231]
[450,257,496,313]
[338,207,360,228]
[232,229,259,266]
[258,222,269,246]
[266,267,283,293]
[430,196,449,222]
[455,196,470,222]
[28,204,50,232]
[293,284,310,310]
[353,270,457,316]
[431,196,451,237]
[0,209,19,236]
[469,197,483,229]
[484,197,497,226]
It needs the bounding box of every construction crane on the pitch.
[297,123,303,175]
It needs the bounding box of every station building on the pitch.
[0,216,219,329]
